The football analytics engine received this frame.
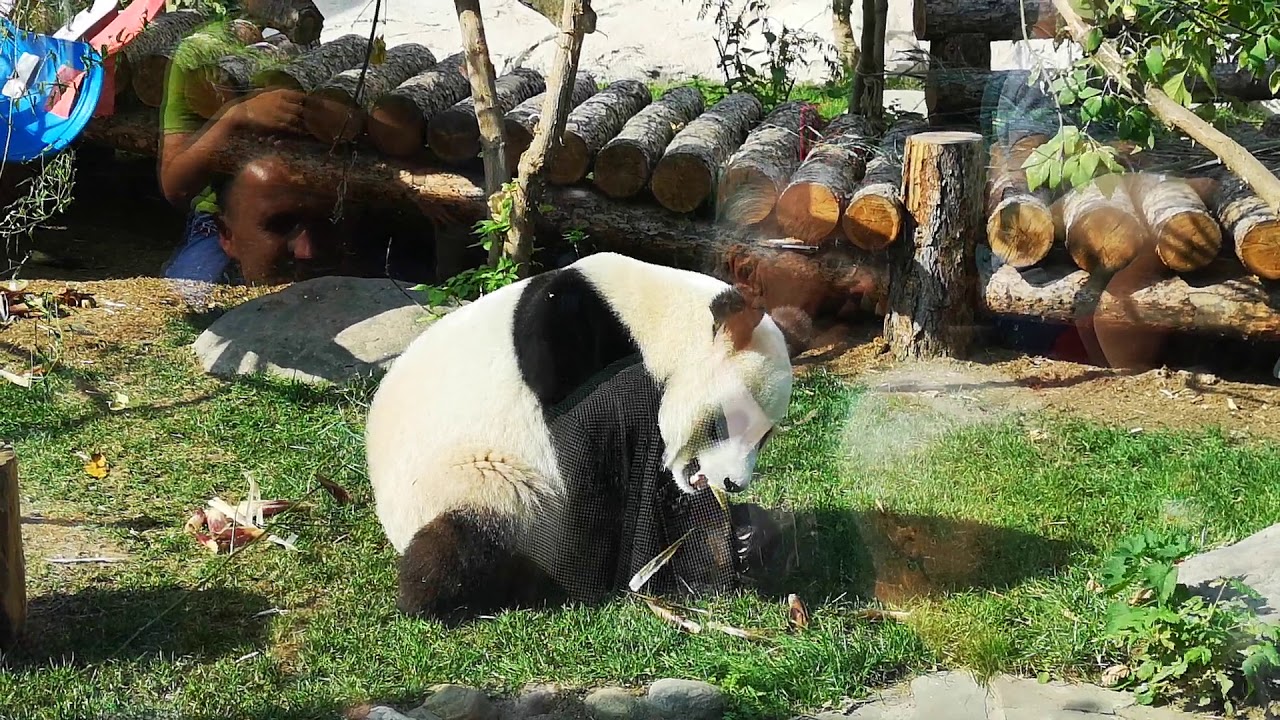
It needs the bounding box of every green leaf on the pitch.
[1161,70,1189,105]
[1270,69,1280,98]
[1144,45,1165,76]
[1249,36,1270,67]
[1080,150,1101,180]
[1084,27,1104,54]
[1025,158,1050,191]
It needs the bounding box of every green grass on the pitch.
[1,323,1279,720]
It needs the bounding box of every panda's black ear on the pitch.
[710,287,764,351]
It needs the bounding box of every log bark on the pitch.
[925,32,992,129]
[1128,172,1223,274]
[979,246,1280,340]
[126,9,212,108]
[0,446,25,653]
[228,19,265,45]
[515,0,598,33]
[592,85,705,199]
[842,113,928,251]
[252,33,371,93]
[302,43,438,144]
[1060,173,1151,274]
[502,0,593,275]
[367,53,470,159]
[775,113,876,245]
[1207,171,1280,280]
[985,133,1056,268]
[242,0,325,45]
[831,0,859,82]
[502,72,599,173]
[427,67,546,166]
[716,101,823,226]
[883,131,985,361]
[913,0,1059,41]
[548,78,653,185]
[1050,0,1280,214]
[649,92,764,214]
[185,38,304,120]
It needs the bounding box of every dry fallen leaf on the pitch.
[108,392,130,411]
[852,608,911,623]
[787,593,810,632]
[184,509,207,535]
[83,452,109,479]
[1227,398,1239,411]
[642,596,702,634]
[1101,664,1130,687]
[316,473,353,505]
[628,529,693,593]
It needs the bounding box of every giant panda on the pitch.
[365,251,794,624]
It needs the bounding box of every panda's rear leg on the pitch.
[397,507,567,625]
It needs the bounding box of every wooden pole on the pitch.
[1,445,26,653]
[883,131,985,360]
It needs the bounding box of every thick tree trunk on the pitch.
[592,85,705,199]
[716,101,823,226]
[0,446,24,653]
[252,33,373,92]
[502,72,599,172]
[1128,172,1223,273]
[367,53,470,159]
[242,0,325,45]
[302,43,437,144]
[548,78,652,185]
[1207,171,1280,280]
[1061,173,1151,274]
[427,67,546,166]
[126,8,211,108]
[842,113,928,250]
[883,131,985,360]
[831,0,859,83]
[925,32,991,129]
[503,0,594,274]
[185,37,304,120]
[775,112,876,244]
[913,0,1058,41]
[985,133,1055,268]
[649,92,764,214]
[852,0,887,123]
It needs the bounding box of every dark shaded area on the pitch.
[743,506,1087,605]
[5,585,273,669]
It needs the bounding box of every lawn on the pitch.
[2,318,1279,720]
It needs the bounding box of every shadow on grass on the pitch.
[6,585,274,669]
[750,507,1088,606]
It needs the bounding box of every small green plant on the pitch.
[1021,125,1128,193]
[408,183,522,310]
[1097,529,1279,715]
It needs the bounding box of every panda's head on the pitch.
[659,287,793,496]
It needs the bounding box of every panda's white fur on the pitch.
[365,251,793,619]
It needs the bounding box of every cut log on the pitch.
[925,32,991,129]
[0,446,24,653]
[1060,173,1151,274]
[125,9,212,108]
[649,92,764,214]
[985,133,1056,268]
[242,0,325,45]
[548,78,652,185]
[592,85,705,199]
[716,101,824,226]
[252,33,372,93]
[842,113,929,251]
[979,246,1280,341]
[1127,172,1223,274]
[426,67,546,165]
[185,38,305,120]
[1207,172,1280,280]
[302,43,437,144]
[775,113,877,244]
[913,0,1059,41]
[883,131,985,360]
[367,53,470,159]
[502,72,599,171]
[228,19,265,45]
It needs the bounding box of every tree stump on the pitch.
[0,445,25,653]
[883,131,985,361]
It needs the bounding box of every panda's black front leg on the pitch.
[397,508,567,626]
[729,502,788,582]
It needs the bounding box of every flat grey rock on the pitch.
[991,676,1132,720]
[910,671,990,719]
[643,679,723,720]
[583,687,643,720]
[192,276,465,386]
[1177,523,1280,624]
[417,684,498,720]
